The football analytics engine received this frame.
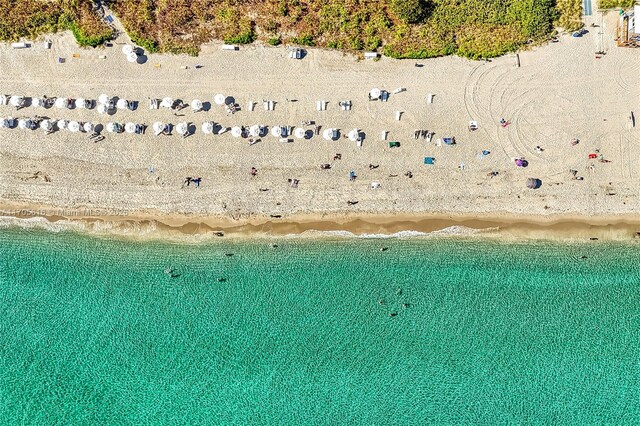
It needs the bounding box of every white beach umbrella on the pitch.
[98,94,110,105]
[249,125,263,137]
[106,122,121,133]
[231,126,242,138]
[83,122,94,133]
[191,99,203,112]
[176,122,189,136]
[17,119,27,129]
[127,51,138,63]
[75,98,86,109]
[97,103,108,115]
[323,128,334,141]
[68,121,80,132]
[201,122,214,134]
[33,97,46,108]
[40,119,53,132]
[348,129,359,142]
[9,96,23,107]
[125,122,137,134]
[116,99,128,110]
[19,119,35,130]
[214,94,225,105]
[161,97,173,109]
[153,121,166,135]
[271,126,282,137]
[294,127,306,139]
[122,44,133,55]
[369,88,381,100]
[0,118,7,128]
[54,97,67,109]
[57,119,68,130]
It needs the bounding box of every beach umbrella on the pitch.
[231,126,242,138]
[33,97,46,108]
[176,122,189,136]
[9,96,23,107]
[214,94,225,105]
[98,94,110,105]
[75,98,86,109]
[54,97,67,109]
[323,128,334,141]
[526,178,541,189]
[18,119,33,130]
[68,121,80,132]
[127,51,138,63]
[161,97,173,109]
[153,122,166,135]
[57,119,68,130]
[369,88,381,100]
[271,126,282,137]
[191,99,203,112]
[40,119,53,132]
[97,103,108,115]
[348,129,359,142]
[249,125,263,137]
[515,158,528,168]
[116,99,128,110]
[125,122,137,134]
[201,122,214,134]
[83,122,94,133]
[122,44,133,55]
[294,127,306,139]
[0,118,7,128]
[106,122,122,133]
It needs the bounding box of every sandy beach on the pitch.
[1,11,639,237]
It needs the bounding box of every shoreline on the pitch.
[2,202,640,242]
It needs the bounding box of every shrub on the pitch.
[390,0,429,24]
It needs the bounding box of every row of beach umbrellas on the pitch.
[0,117,95,133]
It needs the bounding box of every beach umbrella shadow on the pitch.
[202,101,212,112]
[94,124,104,133]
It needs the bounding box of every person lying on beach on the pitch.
[369,164,379,170]
[334,153,342,161]
[347,201,359,205]
[183,177,192,188]
[320,164,331,170]
[405,171,413,178]
[251,167,258,176]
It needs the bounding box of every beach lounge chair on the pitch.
[371,182,381,189]
[316,101,327,111]
[392,88,406,94]
[424,157,435,165]
[469,121,478,131]
[443,137,455,145]
[388,141,400,148]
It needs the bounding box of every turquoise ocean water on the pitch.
[1,227,640,424]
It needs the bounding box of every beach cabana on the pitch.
[176,122,189,136]
[153,122,166,136]
[201,122,214,134]
[369,88,381,100]
[191,100,203,112]
[40,119,53,132]
[98,94,110,105]
[57,119,68,130]
[68,121,80,132]
[83,122,94,133]
[214,94,225,106]
[348,129,360,142]
[231,126,243,138]
[116,99,128,110]
[125,122,137,134]
[526,178,542,189]
[106,122,123,133]
[122,45,133,55]
[1,117,15,128]
[294,127,306,139]
[161,97,174,109]
[9,96,23,107]
[249,125,263,137]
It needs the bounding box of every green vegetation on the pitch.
[0,0,113,47]
[599,0,636,8]
[0,0,586,59]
